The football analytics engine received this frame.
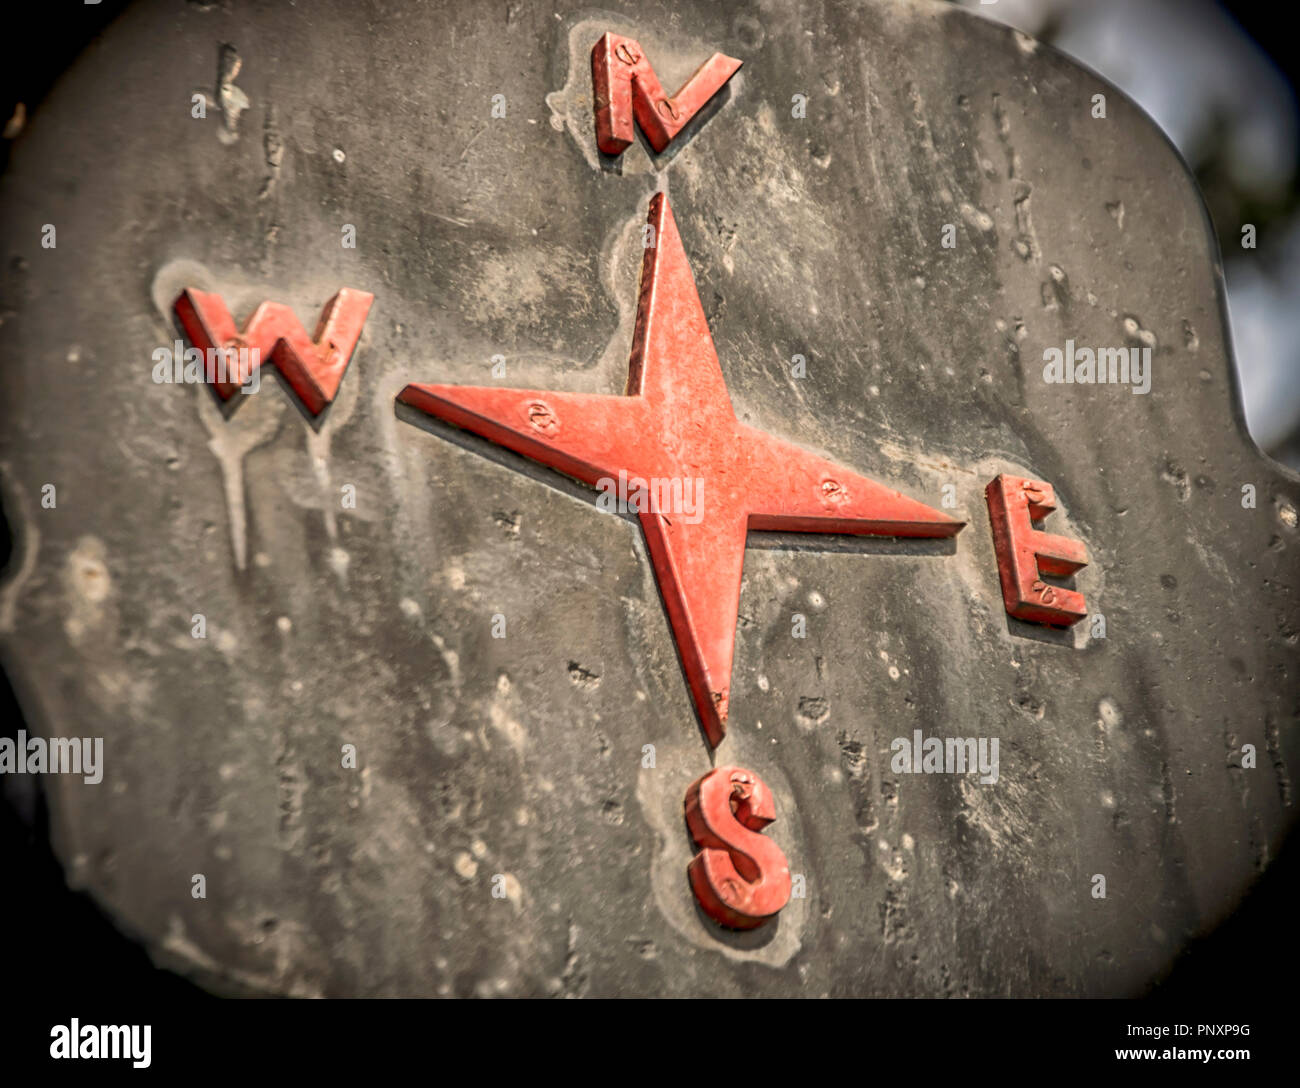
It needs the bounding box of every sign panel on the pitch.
[0,0,1295,997]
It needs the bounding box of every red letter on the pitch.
[592,33,741,156]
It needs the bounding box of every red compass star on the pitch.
[399,193,963,747]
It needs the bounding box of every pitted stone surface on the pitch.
[0,0,1295,996]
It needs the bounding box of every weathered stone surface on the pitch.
[0,0,1295,997]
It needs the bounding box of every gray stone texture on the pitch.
[0,0,1296,996]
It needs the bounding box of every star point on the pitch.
[399,193,962,747]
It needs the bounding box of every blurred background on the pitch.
[954,0,1300,469]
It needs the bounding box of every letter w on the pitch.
[592,33,741,156]
[174,287,373,416]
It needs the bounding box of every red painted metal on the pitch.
[985,473,1088,626]
[592,32,742,156]
[174,287,373,416]
[399,194,962,747]
[684,766,790,929]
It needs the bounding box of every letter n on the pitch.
[592,33,742,156]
